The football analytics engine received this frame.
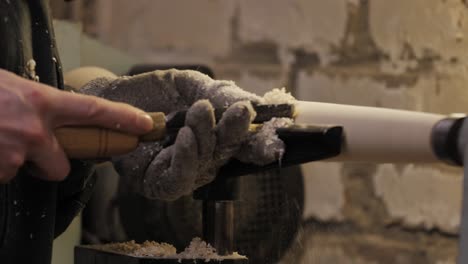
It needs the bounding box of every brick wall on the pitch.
[76,0,468,263]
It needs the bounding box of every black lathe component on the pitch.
[193,124,343,260]
[193,176,239,256]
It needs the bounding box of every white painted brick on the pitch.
[436,260,456,264]
[299,246,365,264]
[370,0,468,62]
[296,70,422,110]
[214,64,288,96]
[302,162,345,221]
[424,63,468,114]
[238,0,348,65]
[374,164,462,234]
[282,232,434,264]
[98,0,236,57]
[296,65,468,115]
[236,71,285,96]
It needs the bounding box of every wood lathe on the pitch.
[69,100,468,263]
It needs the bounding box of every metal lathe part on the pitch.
[431,115,466,166]
[203,201,234,256]
[457,119,468,264]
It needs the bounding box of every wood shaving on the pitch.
[24,59,40,82]
[262,88,296,105]
[236,117,294,166]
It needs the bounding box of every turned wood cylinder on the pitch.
[294,101,445,163]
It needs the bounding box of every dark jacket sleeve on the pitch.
[54,160,97,238]
[30,0,98,238]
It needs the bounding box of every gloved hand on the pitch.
[82,69,290,200]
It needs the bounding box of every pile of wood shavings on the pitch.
[95,240,177,257]
[177,237,218,260]
[134,241,177,257]
[177,238,246,260]
[92,237,246,260]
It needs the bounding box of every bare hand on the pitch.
[0,69,153,183]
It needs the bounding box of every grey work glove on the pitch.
[82,69,288,200]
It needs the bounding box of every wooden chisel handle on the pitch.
[55,112,166,159]
[55,104,295,159]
